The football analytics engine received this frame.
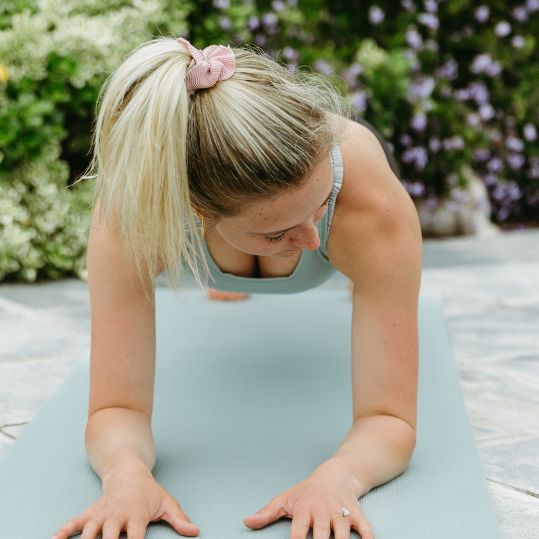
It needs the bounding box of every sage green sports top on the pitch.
[192,141,344,294]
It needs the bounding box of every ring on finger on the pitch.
[330,506,351,529]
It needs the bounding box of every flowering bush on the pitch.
[0,0,537,281]
[0,0,191,281]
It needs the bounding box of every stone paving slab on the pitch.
[1,228,538,539]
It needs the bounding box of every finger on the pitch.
[332,515,351,539]
[80,519,101,539]
[52,515,86,539]
[243,500,288,530]
[125,518,150,539]
[289,508,311,539]
[160,506,200,537]
[313,515,332,539]
[101,519,122,539]
[355,517,374,539]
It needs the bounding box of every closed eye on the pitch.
[263,194,332,244]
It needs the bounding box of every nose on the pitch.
[290,223,321,251]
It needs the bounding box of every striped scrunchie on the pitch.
[177,37,236,96]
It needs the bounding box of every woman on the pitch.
[52,36,422,539]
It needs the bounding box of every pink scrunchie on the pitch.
[177,37,236,96]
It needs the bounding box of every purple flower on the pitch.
[436,58,458,80]
[369,6,385,24]
[402,146,428,170]
[313,59,333,76]
[400,133,413,146]
[442,136,465,150]
[495,21,512,37]
[487,157,503,173]
[282,46,299,62]
[451,187,469,203]
[287,0,298,6]
[254,34,267,46]
[523,123,537,141]
[247,15,259,30]
[528,162,539,179]
[470,53,497,75]
[411,182,426,196]
[418,13,439,30]
[512,6,529,22]
[526,0,539,13]
[213,0,230,9]
[424,196,439,210]
[218,15,231,30]
[271,0,286,11]
[474,148,491,161]
[350,91,368,113]
[511,35,526,48]
[507,153,526,170]
[262,12,278,27]
[410,76,435,99]
[483,174,498,186]
[479,104,496,121]
[466,113,481,127]
[401,0,416,12]
[475,6,490,23]
[468,82,489,105]
[497,206,511,221]
[506,135,524,152]
[406,27,423,49]
[429,137,442,152]
[411,113,428,132]
[454,88,472,101]
[424,0,438,13]
[342,63,364,88]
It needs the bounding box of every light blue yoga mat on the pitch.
[0,287,501,538]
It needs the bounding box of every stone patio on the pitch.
[1,228,538,538]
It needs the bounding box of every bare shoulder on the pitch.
[327,118,422,286]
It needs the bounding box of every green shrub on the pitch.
[1,0,538,282]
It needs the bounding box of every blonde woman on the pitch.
[52,36,422,539]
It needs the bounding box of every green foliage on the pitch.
[0,0,538,282]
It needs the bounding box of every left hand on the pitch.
[243,458,375,539]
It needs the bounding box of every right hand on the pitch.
[51,458,200,538]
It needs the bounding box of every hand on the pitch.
[51,458,200,539]
[243,458,374,539]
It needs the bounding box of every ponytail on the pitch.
[79,37,210,302]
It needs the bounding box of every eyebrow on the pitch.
[254,182,334,236]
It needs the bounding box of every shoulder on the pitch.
[327,118,422,287]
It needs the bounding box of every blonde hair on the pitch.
[78,36,351,301]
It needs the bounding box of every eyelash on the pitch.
[263,195,332,244]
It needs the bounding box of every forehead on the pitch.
[232,155,334,232]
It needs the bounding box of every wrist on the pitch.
[102,454,153,486]
[311,457,367,499]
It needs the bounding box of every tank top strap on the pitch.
[326,141,344,234]
[318,141,344,261]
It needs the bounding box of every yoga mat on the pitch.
[0,287,502,538]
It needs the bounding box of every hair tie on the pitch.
[177,37,236,96]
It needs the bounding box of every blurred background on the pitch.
[0,0,538,283]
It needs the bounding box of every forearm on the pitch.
[330,414,417,498]
[85,407,157,482]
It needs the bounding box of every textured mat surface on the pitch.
[0,287,501,538]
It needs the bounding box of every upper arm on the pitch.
[86,198,166,420]
[330,133,423,435]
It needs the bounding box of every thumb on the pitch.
[244,500,285,529]
[160,505,200,537]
